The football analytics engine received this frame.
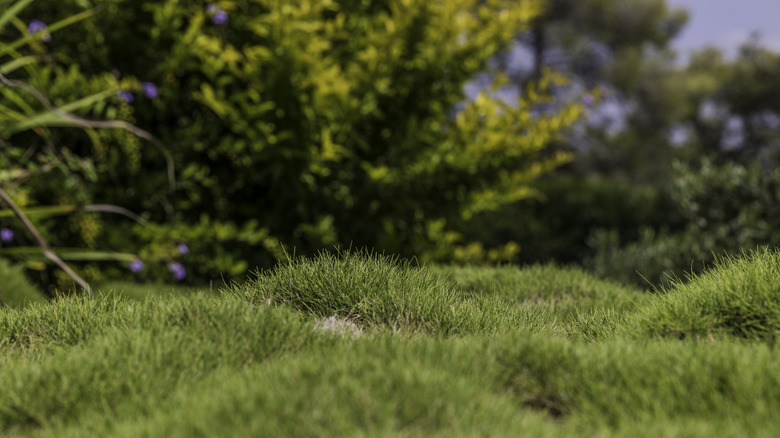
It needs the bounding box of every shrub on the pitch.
[17,0,584,280]
[457,174,679,266]
[0,2,166,293]
[586,159,780,286]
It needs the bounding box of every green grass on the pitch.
[0,258,47,308]
[624,248,780,341]
[2,249,780,436]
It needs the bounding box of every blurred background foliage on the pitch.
[2,0,581,295]
[2,0,780,299]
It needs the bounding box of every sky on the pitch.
[665,0,780,59]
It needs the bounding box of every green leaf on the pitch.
[0,7,98,57]
[0,0,35,31]
[1,88,118,136]
[0,54,41,74]
[0,246,138,262]
[0,204,79,218]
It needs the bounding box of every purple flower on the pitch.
[212,10,228,25]
[129,259,144,273]
[207,4,228,25]
[168,262,186,280]
[28,20,51,42]
[142,82,158,99]
[177,243,189,254]
[118,90,134,103]
[582,94,594,106]
[0,228,13,242]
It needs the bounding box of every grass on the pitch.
[0,258,47,308]
[625,248,780,341]
[2,248,780,436]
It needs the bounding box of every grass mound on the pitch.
[627,248,780,340]
[5,251,780,436]
[0,294,315,434]
[489,333,780,433]
[429,263,648,340]
[228,250,547,336]
[95,281,212,300]
[428,263,645,312]
[0,258,47,309]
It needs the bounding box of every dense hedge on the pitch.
[2,0,584,288]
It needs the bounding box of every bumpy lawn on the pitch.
[2,249,780,437]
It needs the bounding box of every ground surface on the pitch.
[1,250,780,436]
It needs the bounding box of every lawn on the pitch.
[1,249,780,436]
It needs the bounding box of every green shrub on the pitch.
[17,0,583,281]
[585,227,703,288]
[1,2,161,293]
[586,158,780,286]
[0,257,47,308]
[457,174,679,266]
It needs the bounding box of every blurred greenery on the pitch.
[0,0,160,294]
[4,0,583,290]
[462,0,780,285]
[2,0,780,294]
[586,159,780,286]
[0,257,47,308]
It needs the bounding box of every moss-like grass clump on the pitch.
[229,250,551,336]
[2,249,780,436]
[626,248,780,340]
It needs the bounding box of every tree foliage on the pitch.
[5,0,584,285]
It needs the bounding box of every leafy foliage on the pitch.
[0,0,164,292]
[17,0,583,280]
[457,174,679,266]
[586,159,780,286]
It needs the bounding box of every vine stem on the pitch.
[0,186,93,298]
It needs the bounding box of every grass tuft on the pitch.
[626,248,780,341]
[228,249,549,336]
[428,263,649,339]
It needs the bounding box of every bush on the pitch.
[16,0,583,282]
[1,3,163,293]
[586,159,780,286]
[457,174,678,266]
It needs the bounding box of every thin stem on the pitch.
[0,186,93,297]
[81,204,148,225]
